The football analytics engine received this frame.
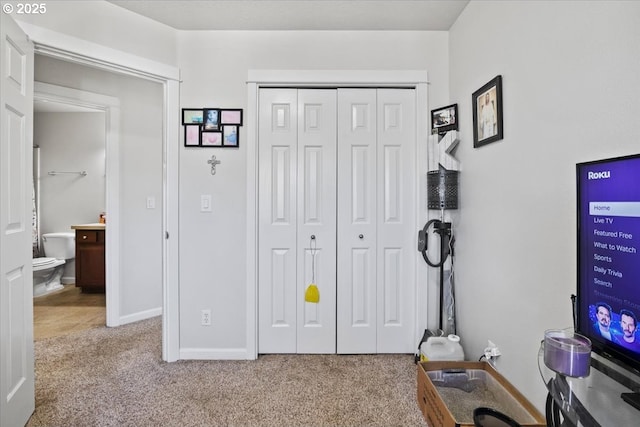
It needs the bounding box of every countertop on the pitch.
[71,223,106,230]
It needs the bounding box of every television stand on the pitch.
[590,356,640,412]
[621,392,640,411]
[539,346,639,426]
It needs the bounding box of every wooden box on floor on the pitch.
[417,361,545,427]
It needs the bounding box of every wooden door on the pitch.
[75,230,106,292]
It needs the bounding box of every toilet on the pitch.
[33,232,75,297]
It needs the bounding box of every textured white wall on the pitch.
[36,112,105,230]
[176,30,451,351]
[449,0,640,411]
[35,112,105,280]
[35,56,164,319]
[9,0,177,66]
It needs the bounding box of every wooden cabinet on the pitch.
[75,228,105,293]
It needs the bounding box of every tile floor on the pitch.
[33,284,105,340]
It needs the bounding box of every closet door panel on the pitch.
[337,89,377,354]
[258,89,298,353]
[258,87,417,355]
[296,89,337,353]
[376,89,416,353]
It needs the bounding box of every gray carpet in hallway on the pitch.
[27,316,425,426]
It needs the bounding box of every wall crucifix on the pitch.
[208,155,221,175]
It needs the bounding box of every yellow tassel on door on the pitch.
[305,283,320,303]
[306,235,320,303]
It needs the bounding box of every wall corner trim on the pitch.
[247,70,429,86]
[18,21,180,82]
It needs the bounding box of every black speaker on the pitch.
[427,166,459,210]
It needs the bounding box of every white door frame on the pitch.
[20,23,181,362]
[246,70,430,359]
[34,82,120,326]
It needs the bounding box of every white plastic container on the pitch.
[420,334,465,362]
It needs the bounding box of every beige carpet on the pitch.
[27,317,426,426]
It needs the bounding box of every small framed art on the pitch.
[203,108,220,131]
[184,125,201,147]
[182,109,204,125]
[222,125,239,147]
[201,130,222,147]
[472,75,503,148]
[220,109,243,126]
[431,103,458,134]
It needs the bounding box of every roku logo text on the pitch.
[588,171,611,180]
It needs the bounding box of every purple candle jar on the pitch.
[544,329,592,378]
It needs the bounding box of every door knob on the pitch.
[359,234,364,239]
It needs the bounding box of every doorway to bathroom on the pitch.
[24,35,181,361]
[32,51,167,332]
[32,83,111,338]
[32,91,108,339]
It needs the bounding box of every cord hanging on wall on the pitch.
[420,130,460,335]
[208,155,221,175]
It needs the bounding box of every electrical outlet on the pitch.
[201,309,211,326]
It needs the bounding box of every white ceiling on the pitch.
[107,0,469,31]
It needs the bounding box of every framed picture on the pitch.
[472,75,503,148]
[431,103,458,134]
[201,130,222,146]
[222,125,239,147]
[182,109,204,125]
[184,125,201,147]
[220,109,243,126]
[203,108,220,130]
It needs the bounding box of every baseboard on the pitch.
[179,347,252,360]
[118,307,162,326]
[61,276,75,285]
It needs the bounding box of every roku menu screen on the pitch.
[579,156,640,353]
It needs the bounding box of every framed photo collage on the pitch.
[182,108,243,148]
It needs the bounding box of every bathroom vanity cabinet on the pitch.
[72,224,105,293]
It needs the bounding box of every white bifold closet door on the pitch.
[336,88,416,354]
[258,89,337,354]
[258,87,415,354]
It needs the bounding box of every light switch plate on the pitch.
[146,196,156,209]
[201,195,212,212]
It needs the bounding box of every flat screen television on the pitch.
[576,153,640,407]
